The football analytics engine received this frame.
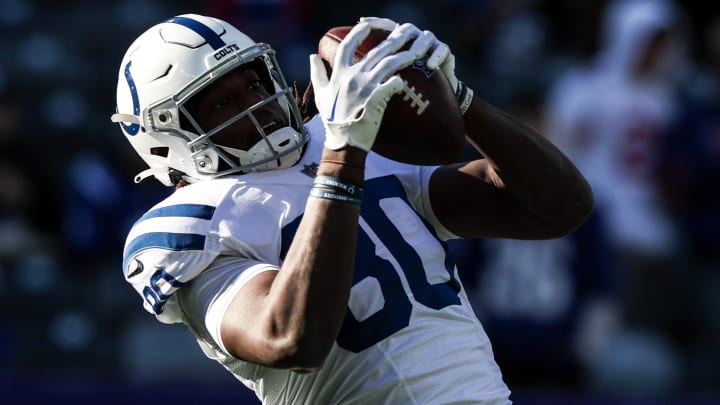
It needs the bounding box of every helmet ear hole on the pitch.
[151,147,169,157]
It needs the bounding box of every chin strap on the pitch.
[134,167,197,187]
[133,167,164,184]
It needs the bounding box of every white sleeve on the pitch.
[417,165,460,241]
[178,256,278,355]
[370,155,460,241]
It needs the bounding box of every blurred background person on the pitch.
[658,14,720,392]
[543,0,690,394]
[449,81,622,396]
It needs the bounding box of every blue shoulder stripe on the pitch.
[166,16,226,50]
[138,204,216,223]
[123,232,206,271]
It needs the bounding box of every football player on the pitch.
[112,14,593,404]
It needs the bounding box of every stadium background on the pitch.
[0,0,718,403]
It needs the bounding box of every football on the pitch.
[317,26,465,165]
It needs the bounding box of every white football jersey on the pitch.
[123,116,511,404]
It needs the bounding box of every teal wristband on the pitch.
[313,176,364,199]
[310,186,362,205]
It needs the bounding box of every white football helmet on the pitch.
[111,14,308,186]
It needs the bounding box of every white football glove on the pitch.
[359,17,461,96]
[310,21,434,151]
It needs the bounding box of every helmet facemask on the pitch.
[147,46,307,179]
[112,15,308,186]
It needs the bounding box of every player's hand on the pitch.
[310,20,434,151]
[359,17,461,97]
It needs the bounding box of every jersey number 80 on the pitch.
[282,175,462,353]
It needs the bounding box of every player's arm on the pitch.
[221,147,366,371]
[359,17,593,240]
[430,96,594,239]
[424,22,593,239]
[218,22,434,371]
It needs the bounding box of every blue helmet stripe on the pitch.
[121,60,140,135]
[167,16,226,50]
